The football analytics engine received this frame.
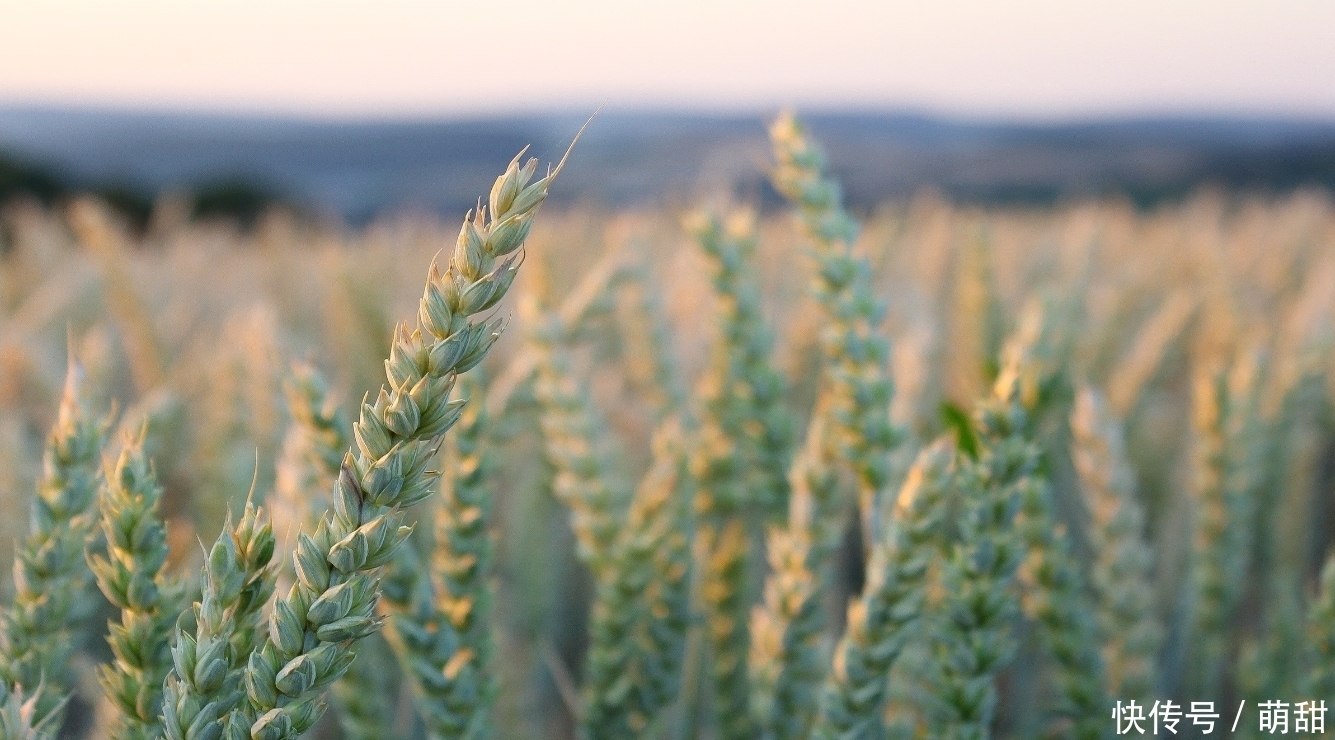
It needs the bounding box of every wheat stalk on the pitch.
[1070,387,1162,702]
[0,357,110,727]
[810,439,954,740]
[161,502,276,740]
[769,113,899,528]
[582,419,693,739]
[88,428,184,740]
[237,145,568,740]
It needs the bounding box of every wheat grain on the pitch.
[0,683,63,740]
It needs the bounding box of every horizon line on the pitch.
[5,98,1335,129]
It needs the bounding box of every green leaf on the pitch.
[939,402,979,460]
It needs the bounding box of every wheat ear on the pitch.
[925,374,1036,740]
[1070,387,1162,702]
[750,421,845,740]
[0,357,110,727]
[994,301,1109,739]
[614,263,686,422]
[0,683,64,740]
[929,303,1084,737]
[687,210,796,740]
[270,361,350,562]
[161,503,276,740]
[810,439,954,740]
[88,429,184,740]
[694,518,755,740]
[268,361,397,740]
[529,312,629,576]
[1187,354,1264,699]
[582,419,693,739]
[769,112,899,527]
[238,146,566,740]
[690,211,795,517]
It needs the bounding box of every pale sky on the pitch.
[1,0,1332,119]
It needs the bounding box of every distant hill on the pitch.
[1,106,1333,223]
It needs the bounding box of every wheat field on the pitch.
[0,115,1332,740]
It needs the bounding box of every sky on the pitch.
[1,0,1332,120]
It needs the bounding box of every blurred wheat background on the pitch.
[0,111,1332,738]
